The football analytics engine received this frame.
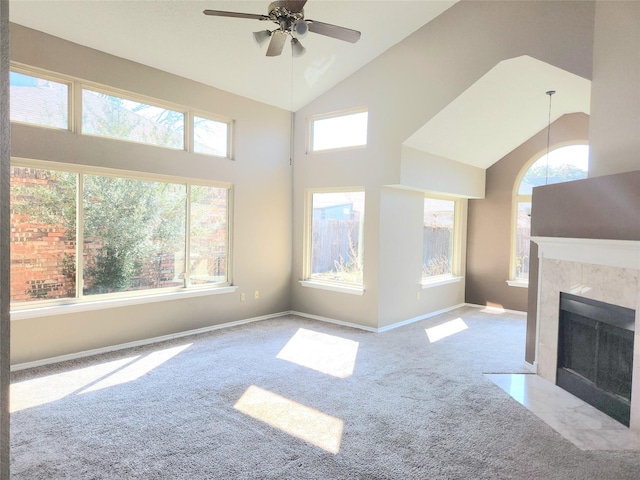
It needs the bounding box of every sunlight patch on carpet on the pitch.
[10,356,139,412]
[234,385,344,454]
[276,328,359,378]
[425,317,468,343]
[78,343,192,394]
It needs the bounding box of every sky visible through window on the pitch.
[312,111,368,152]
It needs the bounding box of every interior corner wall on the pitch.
[291,1,594,329]
[9,25,292,365]
[0,1,10,477]
[465,113,589,313]
[588,1,640,176]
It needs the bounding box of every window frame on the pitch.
[307,107,368,154]
[9,157,234,312]
[80,85,188,150]
[300,187,366,295]
[10,63,235,159]
[192,111,234,160]
[421,194,463,287]
[9,64,74,131]
[508,143,589,286]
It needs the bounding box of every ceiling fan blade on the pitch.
[266,31,287,57]
[203,10,269,21]
[307,20,361,43]
[284,1,308,13]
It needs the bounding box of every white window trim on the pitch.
[307,106,368,154]
[11,286,238,321]
[10,158,234,314]
[9,64,74,132]
[10,62,234,159]
[508,142,589,284]
[421,275,463,289]
[299,280,365,296]
[303,187,365,290]
[193,112,234,160]
[421,194,463,283]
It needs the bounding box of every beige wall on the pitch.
[466,113,590,313]
[10,25,293,364]
[1,0,10,476]
[588,1,640,176]
[291,1,594,329]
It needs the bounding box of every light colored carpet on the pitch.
[10,306,640,479]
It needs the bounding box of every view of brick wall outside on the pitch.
[10,168,228,304]
[10,167,76,302]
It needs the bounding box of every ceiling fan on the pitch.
[203,0,361,57]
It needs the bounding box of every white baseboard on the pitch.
[377,303,467,333]
[523,361,537,373]
[291,303,467,333]
[13,303,526,371]
[11,311,288,372]
[464,303,527,316]
[288,311,378,332]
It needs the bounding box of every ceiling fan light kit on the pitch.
[204,0,361,57]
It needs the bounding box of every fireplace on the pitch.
[531,236,640,431]
[557,292,635,426]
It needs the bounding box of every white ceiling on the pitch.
[9,0,457,111]
[403,56,592,169]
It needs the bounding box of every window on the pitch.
[307,190,365,286]
[9,71,69,129]
[10,163,231,306]
[310,109,368,152]
[510,144,589,284]
[423,197,457,281]
[193,115,230,157]
[82,89,185,149]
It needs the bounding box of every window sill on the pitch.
[11,286,239,321]
[506,280,529,288]
[299,280,365,296]
[421,275,463,289]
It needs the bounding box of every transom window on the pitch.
[9,65,233,158]
[307,190,365,286]
[10,163,231,306]
[423,196,458,281]
[9,71,69,130]
[82,89,185,149]
[309,109,368,152]
[511,144,589,283]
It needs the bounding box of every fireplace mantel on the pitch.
[531,236,640,270]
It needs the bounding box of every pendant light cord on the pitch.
[545,90,555,185]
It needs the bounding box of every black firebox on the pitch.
[557,292,635,426]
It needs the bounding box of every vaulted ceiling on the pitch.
[10,1,592,169]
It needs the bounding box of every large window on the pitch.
[307,190,365,286]
[511,144,589,283]
[10,164,231,306]
[309,109,368,152]
[9,71,69,129]
[423,197,458,281]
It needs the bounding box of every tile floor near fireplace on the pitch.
[486,373,640,451]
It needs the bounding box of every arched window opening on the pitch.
[510,144,589,284]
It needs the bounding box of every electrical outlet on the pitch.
[416,292,421,300]
[240,293,245,302]
[254,290,260,299]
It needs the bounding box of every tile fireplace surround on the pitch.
[532,236,640,431]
